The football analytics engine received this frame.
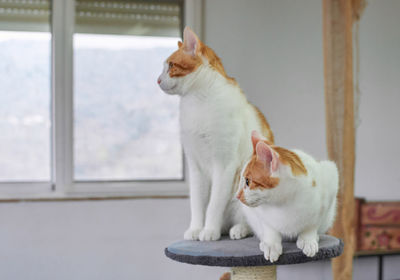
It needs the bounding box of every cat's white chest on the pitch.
[179,91,240,162]
[179,94,218,161]
[245,204,310,238]
[180,95,215,135]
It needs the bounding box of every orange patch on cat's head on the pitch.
[271,146,308,176]
[166,27,235,83]
[167,46,203,78]
[243,154,280,191]
[250,131,307,177]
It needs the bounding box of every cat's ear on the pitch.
[256,141,279,173]
[183,26,200,56]
[251,130,263,151]
[177,41,183,48]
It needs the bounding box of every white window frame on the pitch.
[0,0,203,200]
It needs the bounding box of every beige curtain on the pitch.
[323,0,365,279]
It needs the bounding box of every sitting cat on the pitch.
[158,27,274,241]
[236,131,338,262]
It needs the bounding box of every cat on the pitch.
[236,131,338,262]
[157,27,274,241]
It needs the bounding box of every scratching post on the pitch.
[322,0,366,279]
[231,266,276,280]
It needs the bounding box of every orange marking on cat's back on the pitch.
[201,45,237,84]
[251,104,274,144]
[272,146,308,176]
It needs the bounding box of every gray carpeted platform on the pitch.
[165,235,343,267]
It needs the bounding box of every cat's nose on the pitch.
[157,77,161,84]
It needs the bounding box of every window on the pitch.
[73,0,182,181]
[0,0,51,182]
[0,0,203,199]
[74,34,182,181]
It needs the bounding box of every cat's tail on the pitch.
[318,160,339,233]
[320,160,339,193]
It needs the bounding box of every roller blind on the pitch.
[75,0,183,37]
[0,0,182,37]
[0,0,51,32]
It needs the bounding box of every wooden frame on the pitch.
[323,0,365,279]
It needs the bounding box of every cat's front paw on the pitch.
[199,228,221,241]
[229,224,251,240]
[296,237,319,257]
[259,241,282,263]
[184,228,202,240]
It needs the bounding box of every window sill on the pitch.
[0,193,188,203]
[0,180,189,202]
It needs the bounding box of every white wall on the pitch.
[204,0,326,159]
[203,0,400,201]
[203,0,400,278]
[0,199,226,280]
[1,1,400,280]
[1,199,399,280]
[355,0,400,201]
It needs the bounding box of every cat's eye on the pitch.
[168,62,174,69]
[245,178,250,187]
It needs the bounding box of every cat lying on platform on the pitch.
[237,131,339,262]
[158,27,274,241]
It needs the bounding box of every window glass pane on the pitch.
[73,1,183,181]
[0,0,51,181]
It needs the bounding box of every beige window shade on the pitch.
[0,0,182,37]
[75,0,183,37]
[0,0,51,32]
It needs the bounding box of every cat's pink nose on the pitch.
[236,189,244,200]
[157,78,161,84]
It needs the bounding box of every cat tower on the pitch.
[165,0,365,279]
[166,235,343,280]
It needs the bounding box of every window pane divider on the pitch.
[51,0,74,194]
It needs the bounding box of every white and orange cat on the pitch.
[237,131,338,262]
[158,27,274,241]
